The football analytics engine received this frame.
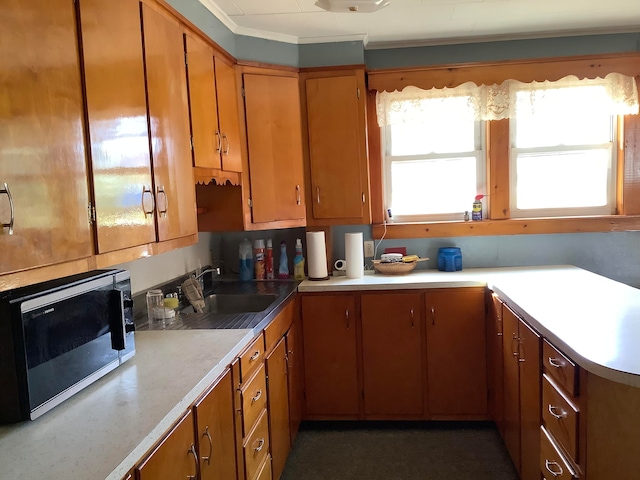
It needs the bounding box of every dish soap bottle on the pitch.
[265,238,274,279]
[293,238,305,280]
[239,238,253,281]
[278,241,289,279]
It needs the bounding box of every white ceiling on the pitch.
[198,0,640,48]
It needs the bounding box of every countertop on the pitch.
[299,265,640,387]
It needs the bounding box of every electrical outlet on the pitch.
[364,240,375,257]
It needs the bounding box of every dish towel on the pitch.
[181,277,205,313]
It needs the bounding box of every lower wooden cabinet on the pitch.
[488,292,505,435]
[361,292,424,417]
[193,369,237,480]
[266,337,290,480]
[286,317,303,443]
[135,410,198,480]
[425,288,487,417]
[301,294,359,417]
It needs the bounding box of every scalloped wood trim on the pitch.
[193,167,241,186]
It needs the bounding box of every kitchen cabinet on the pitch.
[286,316,303,443]
[193,368,237,480]
[242,72,306,226]
[136,410,198,480]
[361,293,424,417]
[302,69,371,225]
[502,304,541,480]
[488,291,505,435]
[184,32,242,174]
[265,337,290,480]
[425,288,487,417]
[301,294,359,417]
[140,1,197,242]
[78,0,156,254]
[0,0,92,274]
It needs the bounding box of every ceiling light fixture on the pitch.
[315,0,390,13]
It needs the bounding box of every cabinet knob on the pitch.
[316,186,320,204]
[296,184,301,205]
[410,308,415,328]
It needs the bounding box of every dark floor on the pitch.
[281,421,519,480]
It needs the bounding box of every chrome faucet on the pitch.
[194,267,221,283]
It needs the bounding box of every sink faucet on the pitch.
[194,267,221,283]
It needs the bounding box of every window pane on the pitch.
[515,87,612,148]
[515,150,610,210]
[389,97,476,155]
[390,157,477,215]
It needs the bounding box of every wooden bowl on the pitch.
[372,261,418,275]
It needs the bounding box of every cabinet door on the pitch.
[286,317,302,444]
[243,74,305,223]
[0,0,92,274]
[361,293,423,416]
[79,0,156,254]
[519,318,541,480]
[185,33,221,170]
[502,305,521,473]
[425,289,487,416]
[488,292,505,435]
[214,57,242,173]
[141,2,197,242]
[265,337,290,480]
[136,410,198,480]
[193,369,237,480]
[301,295,359,416]
[305,73,369,222]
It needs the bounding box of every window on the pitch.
[383,95,486,222]
[509,84,617,217]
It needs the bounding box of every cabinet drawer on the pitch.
[254,454,272,480]
[542,374,579,463]
[264,299,294,354]
[244,409,270,480]
[541,426,578,480]
[543,340,578,397]
[240,334,265,382]
[241,364,268,434]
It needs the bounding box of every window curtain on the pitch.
[376,73,639,126]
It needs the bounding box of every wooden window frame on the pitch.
[367,53,640,239]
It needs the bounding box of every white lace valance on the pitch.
[376,73,639,126]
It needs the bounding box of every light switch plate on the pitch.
[364,240,374,257]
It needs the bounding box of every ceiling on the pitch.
[198,0,640,49]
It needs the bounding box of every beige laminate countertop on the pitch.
[299,265,640,387]
[0,329,253,480]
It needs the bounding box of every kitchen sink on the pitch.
[182,293,278,315]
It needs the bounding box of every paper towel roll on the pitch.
[345,232,364,279]
[306,231,329,280]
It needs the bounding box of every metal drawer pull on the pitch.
[215,130,222,153]
[410,308,414,328]
[511,334,519,357]
[548,357,566,368]
[222,133,230,155]
[156,186,168,217]
[201,426,213,465]
[296,185,301,205]
[252,389,262,403]
[346,308,350,329]
[141,185,154,216]
[1,182,14,235]
[254,438,265,452]
[187,444,200,480]
[316,186,320,204]
[431,307,435,326]
[548,404,566,419]
[250,351,260,361]
[545,459,564,477]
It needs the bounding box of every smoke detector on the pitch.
[315,0,390,13]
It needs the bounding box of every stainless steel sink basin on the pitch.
[182,293,277,315]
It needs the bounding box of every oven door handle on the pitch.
[109,290,127,351]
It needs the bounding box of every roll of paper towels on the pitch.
[306,231,329,280]
[345,232,364,279]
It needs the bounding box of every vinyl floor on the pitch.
[281,421,520,480]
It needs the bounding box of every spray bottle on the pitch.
[293,238,305,280]
[472,195,484,221]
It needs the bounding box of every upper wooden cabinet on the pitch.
[78,0,156,254]
[243,72,306,225]
[0,0,92,275]
[214,57,243,173]
[301,68,371,225]
[140,1,197,242]
[425,288,487,417]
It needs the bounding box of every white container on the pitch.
[345,232,364,279]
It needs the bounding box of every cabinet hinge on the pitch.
[241,87,245,98]
[248,198,253,208]
[357,87,360,99]
[88,202,96,225]
[190,136,194,151]
[184,52,188,67]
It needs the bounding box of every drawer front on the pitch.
[541,426,578,480]
[244,409,270,480]
[264,299,294,354]
[254,454,273,480]
[542,374,579,463]
[543,340,578,397]
[241,364,268,434]
[241,334,265,382]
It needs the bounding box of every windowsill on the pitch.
[371,215,640,239]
